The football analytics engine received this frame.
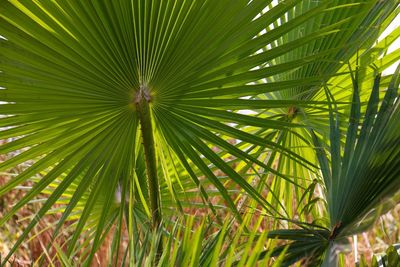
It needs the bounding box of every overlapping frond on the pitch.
[267,66,400,266]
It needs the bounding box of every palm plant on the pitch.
[266,66,400,266]
[0,0,399,266]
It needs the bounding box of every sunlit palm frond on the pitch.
[0,0,399,264]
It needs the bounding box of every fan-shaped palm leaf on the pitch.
[266,65,400,266]
[0,0,399,265]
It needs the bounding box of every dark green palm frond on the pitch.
[266,65,400,266]
[327,67,400,236]
[265,228,331,267]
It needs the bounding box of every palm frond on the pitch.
[266,65,400,266]
[0,0,399,264]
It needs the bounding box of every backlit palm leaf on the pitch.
[250,1,399,221]
[0,0,398,264]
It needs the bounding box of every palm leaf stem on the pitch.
[134,85,162,229]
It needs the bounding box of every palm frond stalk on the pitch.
[135,85,161,229]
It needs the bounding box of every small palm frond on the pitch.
[265,65,400,266]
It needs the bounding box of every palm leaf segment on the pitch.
[0,0,398,264]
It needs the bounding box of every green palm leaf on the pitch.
[249,1,399,221]
[0,0,399,264]
[266,66,400,266]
